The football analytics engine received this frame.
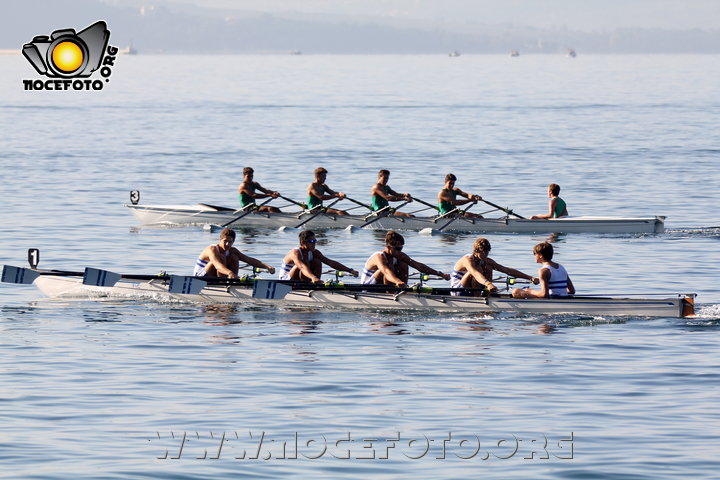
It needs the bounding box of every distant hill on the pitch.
[4,0,720,53]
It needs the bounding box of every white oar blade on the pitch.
[83,268,122,287]
[1,265,40,284]
[278,226,298,232]
[418,227,439,236]
[169,275,207,294]
[252,280,292,300]
[344,225,359,233]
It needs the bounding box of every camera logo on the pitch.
[22,21,119,91]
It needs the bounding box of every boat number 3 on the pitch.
[130,190,140,205]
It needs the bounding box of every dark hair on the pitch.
[243,167,254,176]
[220,228,236,240]
[549,183,560,195]
[385,230,405,246]
[378,169,390,177]
[445,173,457,183]
[314,167,328,176]
[473,237,491,253]
[533,242,554,260]
[299,230,316,243]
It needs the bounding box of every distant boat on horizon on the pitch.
[119,43,138,55]
[448,51,461,57]
[567,48,577,58]
[510,49,520,57]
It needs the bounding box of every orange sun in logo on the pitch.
[51,41,84,72]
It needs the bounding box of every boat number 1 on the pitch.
[28,248,40,269]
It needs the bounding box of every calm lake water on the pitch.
[1,53,719,479]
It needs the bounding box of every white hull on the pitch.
[34,276,693,318]
[127,204,666,234]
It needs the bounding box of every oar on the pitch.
[480,198,525,219]
[345,201,412,232]
[412,197,440,212]
[1,265,172,286]
[292,198,343,228]
[248,280,511,301]
[279,195,306,209]
[1,266,81,284]
[343,196,373,212]
[219,197,275,228]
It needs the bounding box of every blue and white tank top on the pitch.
[541,263,569,297]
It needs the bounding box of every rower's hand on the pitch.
[271,191,280,199]
[438,272,451,281]
[485,282,498,293]
[266,266,276,274]
[228,272,238,279]
[530,277,539,285]
[404,193,413,201]
[311,276,323,284]
[348,269,359,278]
[337,192,347,199]
[396,282,408,288]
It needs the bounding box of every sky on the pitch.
[131,0,720,30]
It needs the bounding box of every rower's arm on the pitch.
[316,251,358,277]
[285,249,320,281]
[464,262,493,288]
[535,268,551,297]
[531,198,556,220]
[373,257,406,286]
[566,275,576,295]
[400,253,447,279]
[309,183,340,200]
[384,186,408,201]
[208,247,236,278]
[237,252,275,274]
[255,183,279,198]
[494,261,536,283]
[456,189,481,204]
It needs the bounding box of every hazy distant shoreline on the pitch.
[5,0,720,54]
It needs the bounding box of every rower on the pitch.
[238,167,282,213]
[438,173,484,218]
[307,167,348,216]
[361,231,450,287]
[451,237,538,297]
[511,242,575,298]
[195,228,275,279]
[530,183,568,219]
[280,230,358,283]
[370,169,413,217]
